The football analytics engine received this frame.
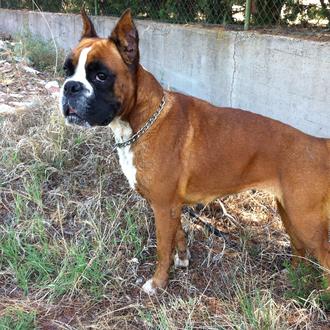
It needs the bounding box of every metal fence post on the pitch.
[244,0,252,30]
[94,0,98,16]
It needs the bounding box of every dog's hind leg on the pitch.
[279,196,330,287]
[174,224,190,268]
[310,211,330,288]
[314,239,330,288]
[277,200,306,267]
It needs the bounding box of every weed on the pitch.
[319,290,330,311]
[285,261,322,301]
[136,297,210,329]
[118,211,144,258]
[13,193,25,222]
[234,285,284,329]
[284,260,330,311]
[74,132,87,146]
[1,150,21,170]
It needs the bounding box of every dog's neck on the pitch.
[126,65,164,134]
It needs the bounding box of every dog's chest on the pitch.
[110,119,137,189]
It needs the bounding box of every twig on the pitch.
[218,199,242,229]
[32,0,59,76]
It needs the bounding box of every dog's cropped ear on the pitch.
[81,8,98,39]
[110,9,139,69]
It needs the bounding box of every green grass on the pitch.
[0,228,58,295]
[0,211,139,298]
[235,287,279,330]
[1,228,116,298]
[118,211,144,258]
[284,260,330,311]
[50,244,104,298]
[0,309,36,330]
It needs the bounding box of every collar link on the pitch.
[114,93,166,149]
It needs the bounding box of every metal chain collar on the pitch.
[114,94,166,149]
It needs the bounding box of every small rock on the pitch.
[36,79,47,85]
[3,79,14,86]
[1,67,13,74]
[3,62,11,69]
[0,40,6,51]
[9,93,24,99]
[13,56,25,63]
[45,80,60,97]
[6,99,42,113]
[45,80,59,89]
[0,104,15,114]
[9,101,28,107]
[9,99,41,109]
[21,65,40,75]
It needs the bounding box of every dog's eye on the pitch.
[63,66,72,77]
[95,72,107,82]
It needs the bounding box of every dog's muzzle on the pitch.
[61,80,91,127]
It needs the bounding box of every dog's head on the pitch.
[60,9,139,127]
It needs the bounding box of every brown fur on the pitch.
[71,10,330,292]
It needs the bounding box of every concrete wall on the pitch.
[1,9,329,137]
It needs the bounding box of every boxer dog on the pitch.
[60,9,330,295]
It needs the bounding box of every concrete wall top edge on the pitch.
[1,8,329,47]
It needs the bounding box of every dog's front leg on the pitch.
[142,204,181,295]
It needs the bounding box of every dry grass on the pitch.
[0,38,329,329]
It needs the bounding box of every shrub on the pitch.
[15,30,64,75]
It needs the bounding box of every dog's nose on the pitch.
[64,81,83,96]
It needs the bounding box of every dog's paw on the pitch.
[174,249,191,268]
[142,279,157,295]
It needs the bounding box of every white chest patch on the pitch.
[110,118,137,189]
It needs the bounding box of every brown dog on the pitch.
[59,9,330,295]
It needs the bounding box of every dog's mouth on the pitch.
[67,105,77,115]
[63,104,91,128]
